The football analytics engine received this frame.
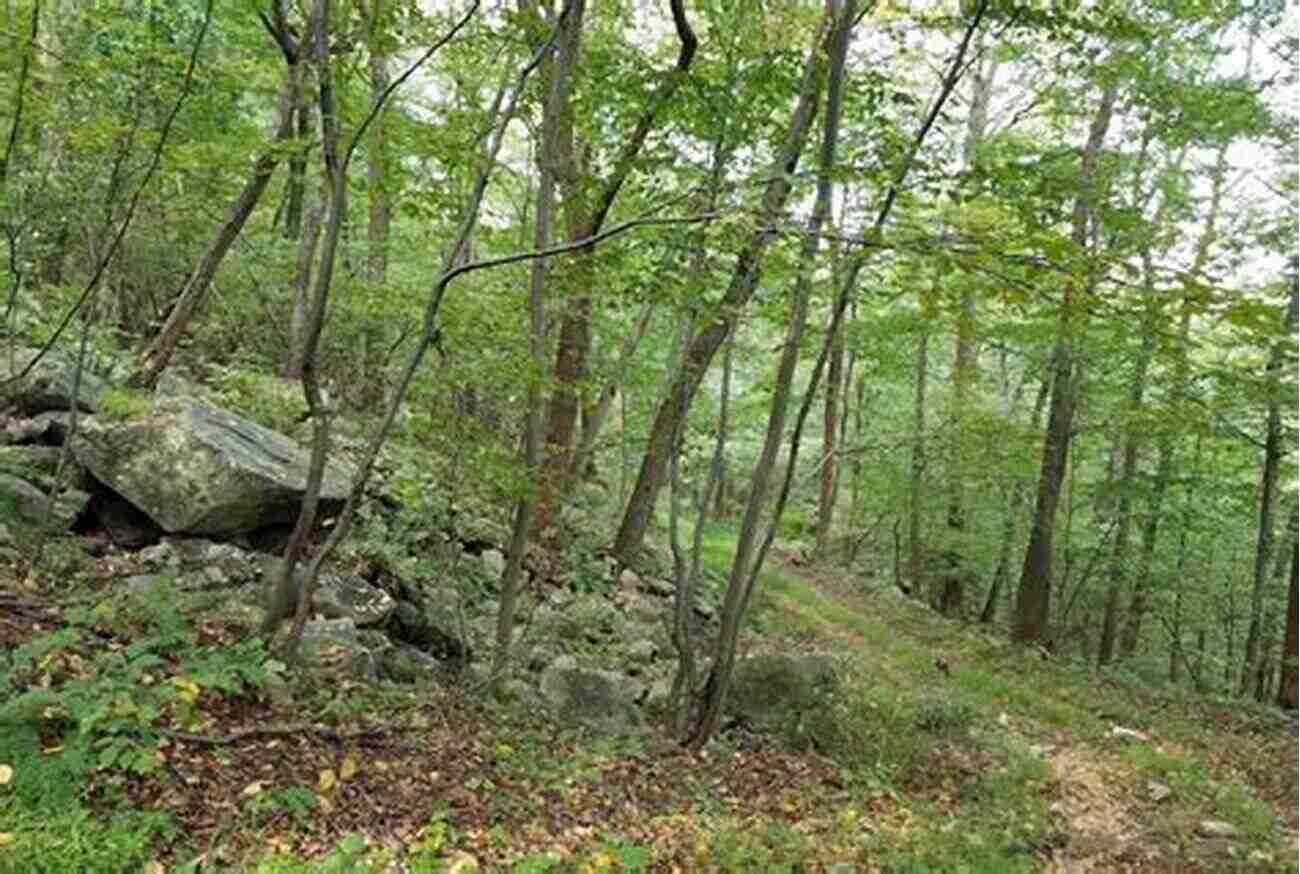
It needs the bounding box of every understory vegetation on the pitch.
[0,0,1297,870]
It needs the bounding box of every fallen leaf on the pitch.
[144,862,165,874]
[340,755,358,781]
[0,765,12,785]
[0,833,13,846]
[319,769,337,793]
[242,781,264,798]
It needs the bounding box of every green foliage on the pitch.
[207,364,309,435]
[0,579,277,779]
[95,386,153,421]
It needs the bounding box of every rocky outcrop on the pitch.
[1,347,108,414]
[72,396,356,536]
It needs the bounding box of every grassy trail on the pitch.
[728,539,1299,873]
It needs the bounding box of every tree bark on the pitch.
[1240,268,1298,692]
[540,0,696,491]
[689,0,851,749]
[1278,547,1298,709]
[611,19,826,566]
[814,276,845,555]
[938,52,995,617]
[283,194,324,378]
[493,0,582,689]
[907,325,929,597]
[1010,84,1117,644]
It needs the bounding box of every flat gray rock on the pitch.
[72,396,356,535]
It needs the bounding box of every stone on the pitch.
[72,396,356,535]
[313,573,396,627]
[387,599,468,661]
[626,638,658,664]
[618,568,640,588]
[481,549,506,577]
[0,472,89,532]
[300,618,375,679]
[538,655,643,734]
[1,347,108,414]
[1148,781,1172,802]
[642,577,675,597]
[1195,820,1239,840]
[725,653,838,730]
[379,645,444,685]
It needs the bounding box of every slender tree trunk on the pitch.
[1122,191,1227,658]
[689,0,851,749]
[1097,345,1149,665]
[567,303,654,481]
[611,21,826,566]
[134,47,302,389]
[1279,548,1298,709]
[493,0,581,689]
[907,326,929,597]
[284,62,309,240]
[1241,271,1298,692]
[1010,85,1117,644]
[283,195,324,378]
[938,53,995,617]
[814,299,844,555]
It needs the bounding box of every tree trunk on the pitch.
[939,53,995,617]
[1010,85,1117,644]
[1240,271,1298,693]
[540,0,696,493]
[907,326,929,597]
[134,49,302,389]
[283,194,324,378]
[284,61,310,241]
[493,0,582,689]
[814,300,844,555]
[689,0,851,749]
[611,21,826,566]
[1278,547,1298,709]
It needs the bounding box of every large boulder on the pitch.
[1,347,108,414]
[71,396,356,536]
[538,655,643,734]
[725,653,838,730]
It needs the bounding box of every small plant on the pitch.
[96,386,153,421]
[208,364,308,434]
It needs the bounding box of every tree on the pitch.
[690,0,854,748]
[132,2,306,389]
[611,7,830,567]
[1010,82,1118,644]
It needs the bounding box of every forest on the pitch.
[0,0,1297,871]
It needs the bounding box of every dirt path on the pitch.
[761,554,1297,873]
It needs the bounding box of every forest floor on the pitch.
[1,530,1297,873]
